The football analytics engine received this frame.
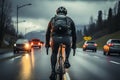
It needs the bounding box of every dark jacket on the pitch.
[46,15,76,46]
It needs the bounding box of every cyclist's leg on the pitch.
[50,40,59,79]
[63,37,71,68]
[51,42,59,72]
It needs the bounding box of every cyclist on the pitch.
[45,6,76,79]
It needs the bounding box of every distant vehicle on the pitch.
[30,38,42,48]
[82,41,97,52]
[103,39,120,55]
[13,39,31,54]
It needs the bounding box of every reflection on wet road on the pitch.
[0,48,120,80]
[18,53,34,80]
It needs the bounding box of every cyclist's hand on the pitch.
[73,49,76,56]
[45,43,50,55]
[72,43,76,49]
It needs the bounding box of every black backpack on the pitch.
[52,15,69,35]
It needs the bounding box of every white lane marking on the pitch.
[14,55,21,59]
[9,55,22,61]
[110,61,120,65]
[93,56,100,59]
[65,72,71,80]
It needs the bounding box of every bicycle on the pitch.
[46,43,75,80]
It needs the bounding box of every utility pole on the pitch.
[16,3,32,38]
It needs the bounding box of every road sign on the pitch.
[83,36,92,41]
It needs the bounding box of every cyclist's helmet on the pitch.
[56,6,67,15]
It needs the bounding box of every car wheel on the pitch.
[17,50,19,53]
[14,50,17,54]
[103,51,106,55]
[83,49,85,51]
[39,46,41,49]
[106,52,110,56]
[15,50,19,54]
[94,49,97,52]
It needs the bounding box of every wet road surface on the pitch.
[0,47,120,80]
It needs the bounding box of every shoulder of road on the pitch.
[0,48,12,54]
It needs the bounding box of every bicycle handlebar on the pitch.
[73,49,76,56]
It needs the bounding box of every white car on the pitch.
[13,39,31,54]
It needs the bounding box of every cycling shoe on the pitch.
[64,59,71,68]
[49,72,56,80]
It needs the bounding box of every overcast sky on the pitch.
[12,0,117,34]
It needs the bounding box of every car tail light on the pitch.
[83,44,88,48]
[38,42,41,45]
[85,44,88,46]
[31,42,33,45]
[108,43,113,47]
[94,44,97,46]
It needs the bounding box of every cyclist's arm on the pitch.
[71,19,76,46]
[70,20,76,56]
[46,18,53,46]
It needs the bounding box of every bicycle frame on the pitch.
[57,44,65,80]
[46,43,76,80]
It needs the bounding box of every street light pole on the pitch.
[16,3,32,38]
[17,5,18,37]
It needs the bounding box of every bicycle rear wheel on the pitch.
[58,56,64,80]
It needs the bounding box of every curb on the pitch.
[0,49,12,54]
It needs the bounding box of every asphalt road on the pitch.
[0,47,120,80]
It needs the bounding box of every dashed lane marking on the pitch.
[65,72,71,80]
[110,60,120,65]
[93,56,100,59]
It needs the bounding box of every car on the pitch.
[13,39,31,54]
[30,38,42,48]
[82,41,97,52]
[103,39,120,55]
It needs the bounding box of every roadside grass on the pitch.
[77,31,120,50]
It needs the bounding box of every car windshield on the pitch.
[16,39,28,44]
[87,42,95,44]
[111,40,120,44]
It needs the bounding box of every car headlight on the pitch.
[14,44,16,47]
[24,43,30,49]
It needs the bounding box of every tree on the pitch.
[107,8,112,21]
[117,1,120,15]
[115,1,120,31]
[87,16,96,36]
[83,25,89,36]
[76,29,83,43]
[0,0,13,47]
[107,8,114,33]
[96,10,103,31]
